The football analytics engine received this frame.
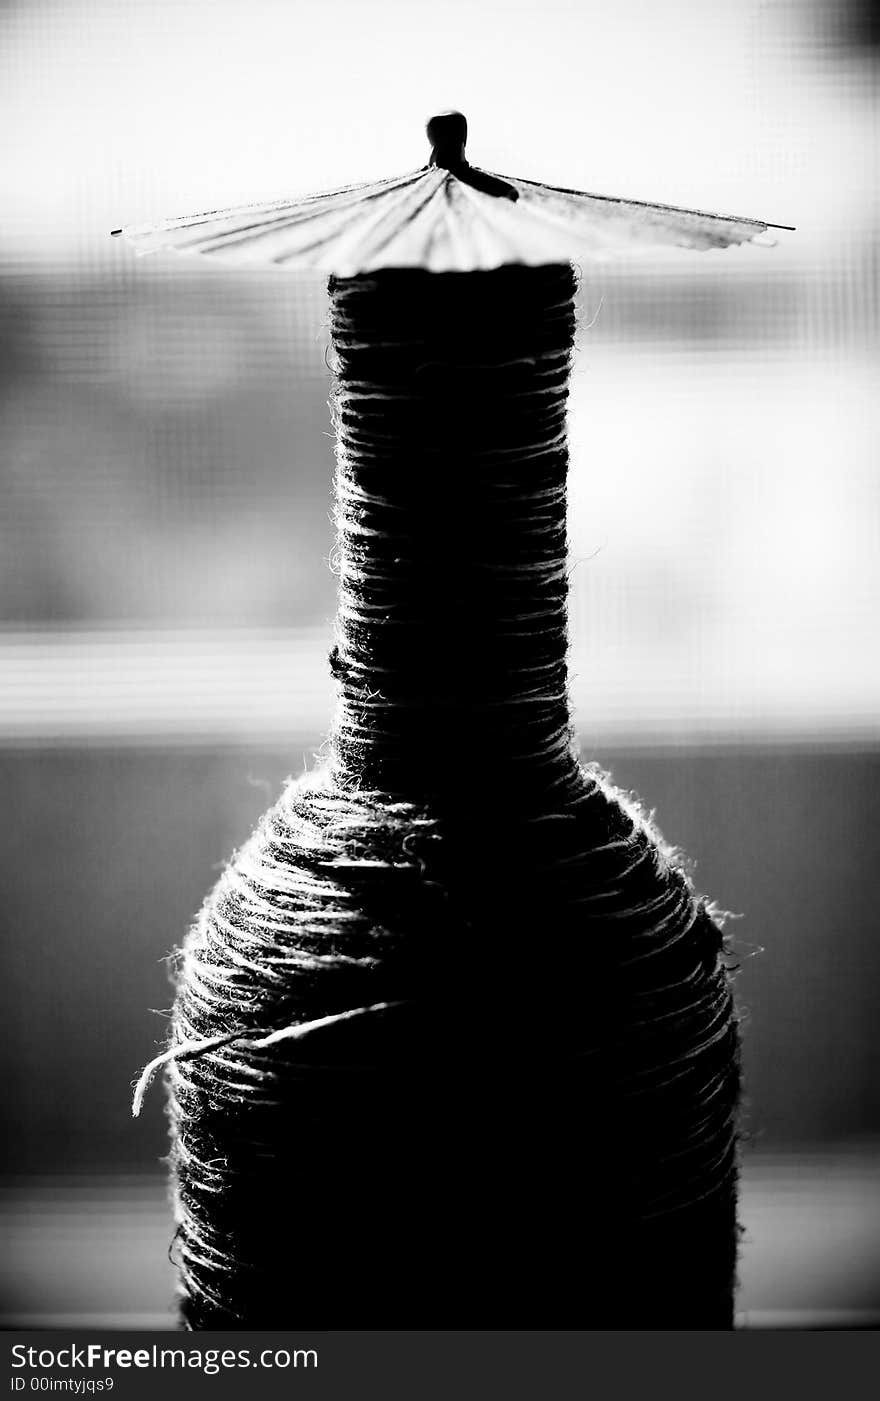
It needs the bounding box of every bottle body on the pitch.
[169,761,738,1329]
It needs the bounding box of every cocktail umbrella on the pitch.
[123,112,790,1330]
[113,110,789,270]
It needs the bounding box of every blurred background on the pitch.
[1,0,878,1328]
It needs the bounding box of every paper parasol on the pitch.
[111,110,793,274]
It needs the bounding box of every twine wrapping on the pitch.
[147,265,740,1329]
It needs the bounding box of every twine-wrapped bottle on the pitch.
[123,112,790,1328]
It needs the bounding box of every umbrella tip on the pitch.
[427,110,468,170]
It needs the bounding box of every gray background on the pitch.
[1,0,878,1328]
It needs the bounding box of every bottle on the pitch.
[162,262,739,1330]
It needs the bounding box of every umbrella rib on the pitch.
[452,179,576,264]
[498,171,795,233]
[326,171,450,271]
[126,168,424,236]
[510,185,758,251]
[122,172,425,252]
[168,173,428,256]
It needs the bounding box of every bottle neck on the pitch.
[327,265,579,805]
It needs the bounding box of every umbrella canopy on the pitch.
[111,110,793,274]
